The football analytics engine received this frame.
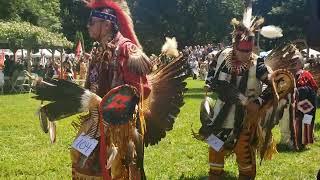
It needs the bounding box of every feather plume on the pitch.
[126,140,137,164]
[38,107,49,133]
[251,17,265,31]
[80,90,102,112]
[161,37,179,58]
[48,121,56,143]
[264,43,300,74]
[106,143,118,169]
[242,0,253,28]
[260,25,283,39]
[230,18,240,26]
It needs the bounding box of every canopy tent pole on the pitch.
[27,49,32,73]
[60,49,65,79]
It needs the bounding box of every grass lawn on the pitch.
[0,79,319,179]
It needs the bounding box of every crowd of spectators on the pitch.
[182,44,222,80]
[0,53,89,93]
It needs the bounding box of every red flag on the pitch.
[75,41,83,58]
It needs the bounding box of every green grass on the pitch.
[0,79,319,179]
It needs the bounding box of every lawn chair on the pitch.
[11,76,30,93]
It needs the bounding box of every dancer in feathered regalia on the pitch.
[294,52,318,150]
[33,0,188,179]
[196,1,296,179]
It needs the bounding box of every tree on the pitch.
[129,0,243,54]
[254,0,306,50]
[0,21,73,49]
[60,0,92,52]
[75,31,85,52]
[0,0,61,32]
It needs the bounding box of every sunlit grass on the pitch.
[0,79,319,179]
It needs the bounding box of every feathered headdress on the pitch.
[83,0,141,47]
[231,0,282,52]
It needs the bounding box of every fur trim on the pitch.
[260,25,283,39]
[161,37,179,58]
[79,90,102,112]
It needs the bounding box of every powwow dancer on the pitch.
[278,50,318,150]
[195,1,297,179]
[294,53,318,150]
[33,0,188,179]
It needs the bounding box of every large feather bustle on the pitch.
[87,0,141,48]
[254,70,295,162]
[143,54,188,146]
[265,43,300,74]
[161,37,179,58]
[260,25,283,39]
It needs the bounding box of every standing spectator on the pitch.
[53,62,62,79]
[0,53,4,93]
[79,56,88,85]
[45,62,55,78]
[4,55,15,77]
[189,59,199,80]
[63,60,74,81]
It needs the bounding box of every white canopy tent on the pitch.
[16,49,28,58]
[1,49,14,56]
[31,49,62,58]
[302,48,320,58]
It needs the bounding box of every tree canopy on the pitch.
[0,0,61,32]
[0,0,310,53]
[0,21,73,49]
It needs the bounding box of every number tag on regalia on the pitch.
[207,134,224,152]
[303,114,313,125]
[72,133,99,157]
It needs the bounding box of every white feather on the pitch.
[161,37,179,58]
[79,90,101,112]
[204,100,210,115]
[242,0,253,28]
[260,25,283,39]
[243,7,252,28]
[106,144,118,169]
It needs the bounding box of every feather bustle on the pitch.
[143,55,188,146]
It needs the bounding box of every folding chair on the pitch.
[11,76,28,93]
